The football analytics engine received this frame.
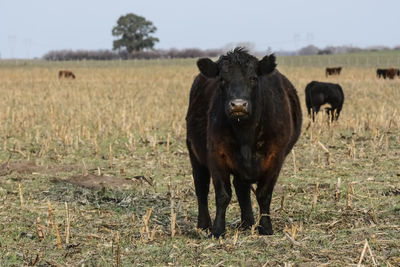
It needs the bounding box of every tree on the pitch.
[112,13,159,53]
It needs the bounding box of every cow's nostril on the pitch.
[230,99,249,110]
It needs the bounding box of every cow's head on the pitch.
[197,47,276,121]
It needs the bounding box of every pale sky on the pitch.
[1,0,400,58]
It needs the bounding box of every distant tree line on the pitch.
[43,45,400,61]
[278,44,400,56]
[43,50,119,61]
[43,48,223,61]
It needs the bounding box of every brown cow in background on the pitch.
[385,68,399,79]
[59,70,76,79]
[326,67,342,77]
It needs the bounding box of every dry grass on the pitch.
[0,57,399,266]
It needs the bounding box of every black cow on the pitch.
[305,81,344,121]
[376,68,387,79]
[186,48,302,237]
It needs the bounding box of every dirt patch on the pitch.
[63,174,136,190]
[41,164,80,173]
[0,161,81,176]
[0,161,40,176]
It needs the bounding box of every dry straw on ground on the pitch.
[0,57,399,266]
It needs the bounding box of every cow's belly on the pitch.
[213,141,281,183]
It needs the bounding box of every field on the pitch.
[0,52,399,266]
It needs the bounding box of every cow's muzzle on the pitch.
[228,99,249,118]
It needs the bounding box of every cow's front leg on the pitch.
[233,176,254,228]
[256,163,282,235]
[211,169,231,237]
[188,141,212,230]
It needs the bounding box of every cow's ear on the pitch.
[197,58,219,78]
[257,54,277,75]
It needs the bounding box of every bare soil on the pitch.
[63,174,136,190]
[0,161,80,176]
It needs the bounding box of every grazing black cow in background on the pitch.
[186,48,302,237]
[325,67,342,77]
[305,81,344,121]
[376,68,387,79]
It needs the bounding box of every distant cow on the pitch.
[376,68,387,79]
[325,67,342,77]
[186,48,302,237]
[58,70,76,79]
[386,68,399,79]
[305,81,344,121]
[377,68,400,79]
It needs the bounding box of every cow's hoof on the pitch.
[210,227,225,238]
[239,220,255,229]
[197,221,211,230]
[257,225,273,235]
[197,215,212,230]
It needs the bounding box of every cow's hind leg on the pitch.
[233,177,254,228]
[330,109,337,121]
[306,106,312,119]
[312,106,320,122]
[334,105,342,120]
[311,109,317,122]
[325,108,333,121]
[188,146,212,230]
